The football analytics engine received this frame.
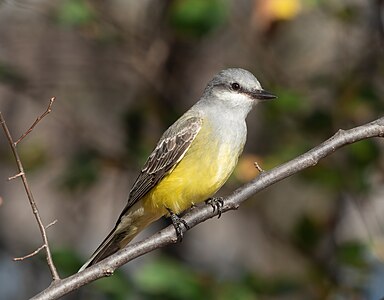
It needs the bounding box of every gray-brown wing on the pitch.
[119,116,202,217]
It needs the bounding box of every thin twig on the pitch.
[13,245,46,261]
[31,116,384,300]
[254,161,264,173]
[14,97,56,146]
[46,219,58,229]
[0,111,60,281]
[8,171,25,181]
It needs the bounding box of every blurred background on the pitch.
[0,0,384,299]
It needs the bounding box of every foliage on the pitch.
[1,0,383,299]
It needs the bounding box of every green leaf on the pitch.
[57,0,95,27]
[169,0,228,37]
[347,140,380,167]
[336,241,367,268]
[93,272,133,300]
[52,248,83,277]
[217,281,256,300]
[134,256,208,299]
[268,88,308,114]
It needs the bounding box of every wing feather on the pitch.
[118,116,202,218]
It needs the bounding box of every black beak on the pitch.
[252,89,277,101]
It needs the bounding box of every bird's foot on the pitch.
[166,208,190,242]
[205,197,224,219]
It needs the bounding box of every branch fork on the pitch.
[0,97,59,281]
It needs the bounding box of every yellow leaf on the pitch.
[269,0,301,20]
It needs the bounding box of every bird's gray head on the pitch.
[201,68,276,114]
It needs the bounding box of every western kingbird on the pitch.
[79,68,276,271]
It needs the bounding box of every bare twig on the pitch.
[31,116,384,300]
[14,97,55,146]
[46,220,58,229]
[14,245,46,261]
[0,110,60,281]
[8,171,24,181]
[254,161,264,173]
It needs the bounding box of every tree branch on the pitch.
[13,245,46,261]
[31,116,384,299]
[0,101,60,281]
[14,97,56,146]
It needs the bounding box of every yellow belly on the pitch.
[143,123,241,215]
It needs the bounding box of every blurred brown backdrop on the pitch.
[1,0,384,299]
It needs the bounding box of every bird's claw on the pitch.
[206,197,224,218]
[167,208,189,242]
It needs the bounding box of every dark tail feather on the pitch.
[79,203,161,272]
[78,225,135,272]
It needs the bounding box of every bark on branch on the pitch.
[0,98,59,281]
[32,116,384,300]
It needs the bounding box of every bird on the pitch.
[79,68,276,271]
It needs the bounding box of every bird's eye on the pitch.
[231,82,240,91]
